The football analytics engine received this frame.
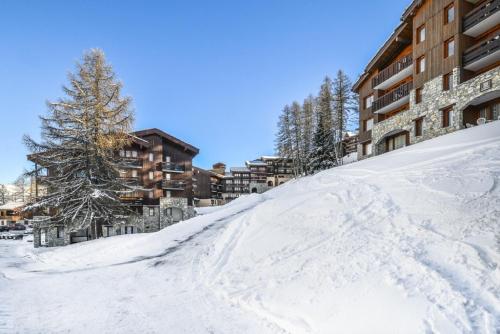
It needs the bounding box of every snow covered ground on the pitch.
[1,122,500,333]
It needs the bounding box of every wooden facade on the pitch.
[353,0,500,157]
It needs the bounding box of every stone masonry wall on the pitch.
[372,66,500,155]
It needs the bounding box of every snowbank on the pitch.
[2,122,500,334]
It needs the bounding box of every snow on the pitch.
[1,122,500,333]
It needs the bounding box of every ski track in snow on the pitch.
[1,122,500,333]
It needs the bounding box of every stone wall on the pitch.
[159,197,194,228]
[372,66,500,155]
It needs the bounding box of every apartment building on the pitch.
[29,128,199,247]
[192,166,224,207]
[353,0,500,158]
[218,156,295,203]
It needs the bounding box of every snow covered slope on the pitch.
[2,122,500,334]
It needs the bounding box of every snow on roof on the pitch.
[230,167,250,173]
[246,160,267,166]
[0,201,25,211]
[261,156,280,160]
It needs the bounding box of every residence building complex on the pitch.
[354,0,500,158]
[29,128,199,247]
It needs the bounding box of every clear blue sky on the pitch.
[0,0,408,183]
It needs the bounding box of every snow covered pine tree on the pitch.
[24,49,135,239]
[308,76,337,173]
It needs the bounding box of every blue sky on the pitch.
[0,0,408,183]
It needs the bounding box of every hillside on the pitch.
[1,122,500,334]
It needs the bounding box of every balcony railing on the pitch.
[160,162,185,173]
[372,54,413,89]
[119,177,141,187]
[464,0,500,32]
[372,81,413,113]
[118,157,143,168]
[161,180,185,190]
[463,33,500,68]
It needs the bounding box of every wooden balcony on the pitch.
[372,54,413,90]
[463,33,500,71]
[118,157,143,169]
[160,162,185,173]
[463,0,500,37]
[161,180,185,190]
[372,81,413,114]
[119,177,141,187]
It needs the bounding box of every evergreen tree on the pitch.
[0,185,7,205]
[332,70,357,165]
[301,95,315,174]
[290,101,304,176]
[275,105,293,162]
[24,49,135,239]
[308,77,336,173]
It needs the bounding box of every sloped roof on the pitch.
[133,128,199,156]
[0,201,25,211]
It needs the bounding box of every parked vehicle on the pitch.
[0,233,23,240]
[0,226,9,232]
[12,224,26,231]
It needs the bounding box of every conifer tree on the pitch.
[0,185,7,205]
[24,49,135,239]
[275,105,294,163]
[308,77,337,173]
[332,70,357,165]
[290,101,304,176]
[301,95,315,174]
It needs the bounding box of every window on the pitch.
[362,142,372,156]
[363,118,374,131]
[149,207,155,216]
[149,153,154,162]
[364,95,374,109]
[131,170,138,178]
[416,87,423,104]
[417,25,426,44]
[445,3,455,24]
[131,151,137,158]
[125,226,134,234]
[415,118,423,137]
[480,80,492,92]
[417,56,426,74]
[443,73,452,91]
[166,156,171,163]
[387,134,407,152]
[166,173,171,180]
[126,150,132,158]
[149,171,154,180]
[444,38,455,58]
[103,226,112,238]
[442,106,452,128]
[148,191,154,199]
[119,150,125,157]
[57,226,64,239]
[166,191,171,198]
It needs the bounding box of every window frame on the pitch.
[415,87,423,104]
[414,118,423,137]
[443,72,452,91]
[442,106,453,128]
[444,3,455,25]
[417,56,426,74]
[444,38,455,59]
[417,25,426,44]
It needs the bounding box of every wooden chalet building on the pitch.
[29,128,199,247]
[353,0,500,158]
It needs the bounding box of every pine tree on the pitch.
[24,49,135,239]
[332,70,357,165]
[290,101,304,176]
[308,76,337,173]
[301,95,315,174]
[0,185,7,205]
[275,105,294,162]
